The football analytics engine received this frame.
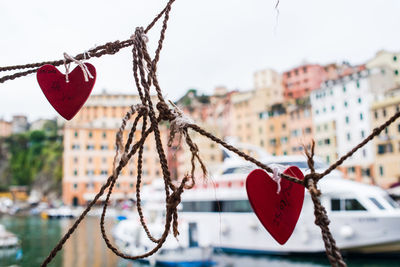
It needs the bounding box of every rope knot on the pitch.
[105,41,121,54]
[156,101,175,121]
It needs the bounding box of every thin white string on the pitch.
[268,163,286,194]
[169,100,194,128]
[272,167,282,194]
[63,52,94,83]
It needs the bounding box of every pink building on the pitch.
[283,64,327,100]
[287,104,313,155]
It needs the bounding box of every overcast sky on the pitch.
[0,0,399,121]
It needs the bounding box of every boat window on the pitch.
[369,197,385,210]
[331,198,341,211]
[182,200,252,213]
[221,200,253,212]
[182,201,215,212]
[383,195,400,209]
[345,199,367,211]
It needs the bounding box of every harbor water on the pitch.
[0,215,399,267]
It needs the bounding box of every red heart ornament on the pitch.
[37,63,96,120]
[246,166,305,245]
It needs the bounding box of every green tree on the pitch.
[0,120,63,194]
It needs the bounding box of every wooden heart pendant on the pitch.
[37,64,96,120]
[246,166,305,245]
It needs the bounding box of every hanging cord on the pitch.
[304,141,347,267]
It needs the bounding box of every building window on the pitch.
[270,125,274,132]
[331,105,335,111]
[362,168,371,177]
[323,107,327,113]
[86,144,95,150]
[269,138,277,146]
[361,130,365,138]
[344,101,348,108]
[72,144,80,150]
[89,131,93,138]
[73,170,78,176]
[345,116,350,124]
[303,66,307,73]
[326,155,330,164]
[383,108,387,117]
[102,132,107,138]
[282,123,286,129]
[360,113,363,121]
[347,167,355,173]
[305,127,312,134]
[324,124,328,131]
[102,157,107,163]
[358,97,362,104]
[347,133,351,141]
[130,183,134,188]
[343,86,346,93]
[374,111,378,119]
[395,70,399,76]
[394,56,398,62]
[377,143,393,154]
[316,109,319,115]
[88,157,92,163]
[73,157,78,163]
[356,81,360,88]
[100,170,108,175]
[260,140,264,147]
[73,183,78,189]
[74,131,78,137]
[362,149,367,158]
[379,166,384,176]
[100,145,108,150]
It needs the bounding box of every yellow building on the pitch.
[231,90,257,144]
[367,50,400,88]
[287,104,314,155]
[253,69,284,108]
[314,120,338,165]
[258,105,290,156]
[371,93,400,187]
[63,93,167,206]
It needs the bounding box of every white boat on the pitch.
[114,152,400,259]
[176,155,400,256]
[113,214,214,266]
[0,224,19,248]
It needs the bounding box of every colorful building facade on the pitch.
[371,93,400,187]
[63,93,167,206]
